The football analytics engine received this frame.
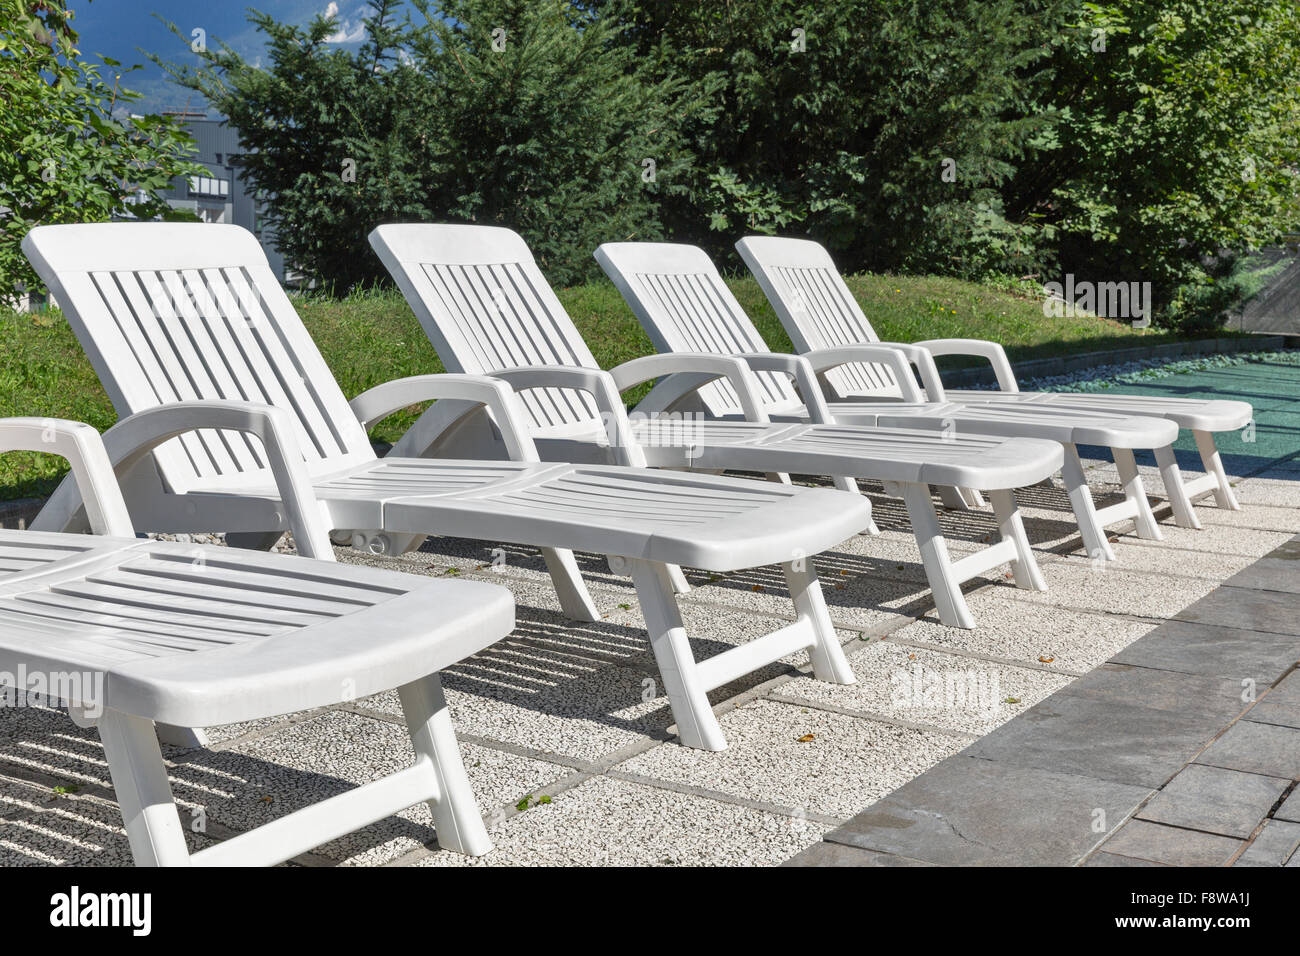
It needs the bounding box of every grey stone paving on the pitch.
[1,463,1296,866]
[795,509,1300,867]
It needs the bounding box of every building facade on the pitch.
[160,116,288,282]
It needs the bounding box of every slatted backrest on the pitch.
[22,223,375,493]
[593,242,802,418]
[369,224,603,434]
[736,236,904,400]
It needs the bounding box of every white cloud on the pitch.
[322,3,367,44]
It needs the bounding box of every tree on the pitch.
[163,0,714,289]
[598,0,1075,278]
[1010,0,1300,329]
[0,0,200,299]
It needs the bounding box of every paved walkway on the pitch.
[788,533,1300,867]
[0,355,1296,866]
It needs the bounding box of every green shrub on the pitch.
[161,0,714,288]
[0,0,201,297]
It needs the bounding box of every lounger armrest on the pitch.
[915,339,1019,393]
[489,366,647,468]
[732,353,834,424]
[350,374,540,463]
[34,402,333,560]
[802,346,928,403]
[610,353,770,423]
[0,418,135,537]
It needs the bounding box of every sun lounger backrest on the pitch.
[735,236,904,400]
[22,223,374,493]
[594,242,803,417]
[369,224,604,433]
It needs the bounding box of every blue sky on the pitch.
[70,0,375,115]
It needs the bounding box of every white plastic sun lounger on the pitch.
[23,222,871,751]
[736,235,1252,528]
[0,416,509,866]
[369,223,1064,631]
[594,240,1185,563]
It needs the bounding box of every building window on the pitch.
[188,174,230,198]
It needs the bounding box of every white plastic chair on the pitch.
[22,222,870,751]
[0,416,508,866]
[369,223,1067,631]
[736,235,1252,528]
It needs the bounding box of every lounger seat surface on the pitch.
[617,419,1063,489]
[943,390,1252,432]
[219,458,874,572]
[0,529,514,728]
[761,400,1180,448]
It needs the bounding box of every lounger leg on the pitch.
[1112,448,1162,540]
[937,486,985,510]
[782,561,854,684]
[1061,443,1115,562]
[666,565,692,594]
[1194,430,1240,510]
[539,547,603,622]
[988,489,1047,592]
[97,709,191,867]
[1154,445,1201,529]
[628,558,727,751]
[936,485,966,510]
[899,482,976,630]
[154,723,209,749]
[398,674,492,857]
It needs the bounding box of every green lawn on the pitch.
[0,271,1195,500]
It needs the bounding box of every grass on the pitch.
[0,271,1202,500]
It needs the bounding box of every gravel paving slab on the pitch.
[415,774,824,867]
[615,698,967,820]
[1232,476,1300,508]
[338,548,640,618]
[355,657,673,764]
[0,780,212,866]
[892,600,1153,676]
[773,641,1070,736]
[170,709,566,866]
[1006,559,1218,619]
[1113,523,1293,558]
[1195,502,1300,533]
[1054,543,1261,582]
[604,599,858,675]
[673,563,923,633]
